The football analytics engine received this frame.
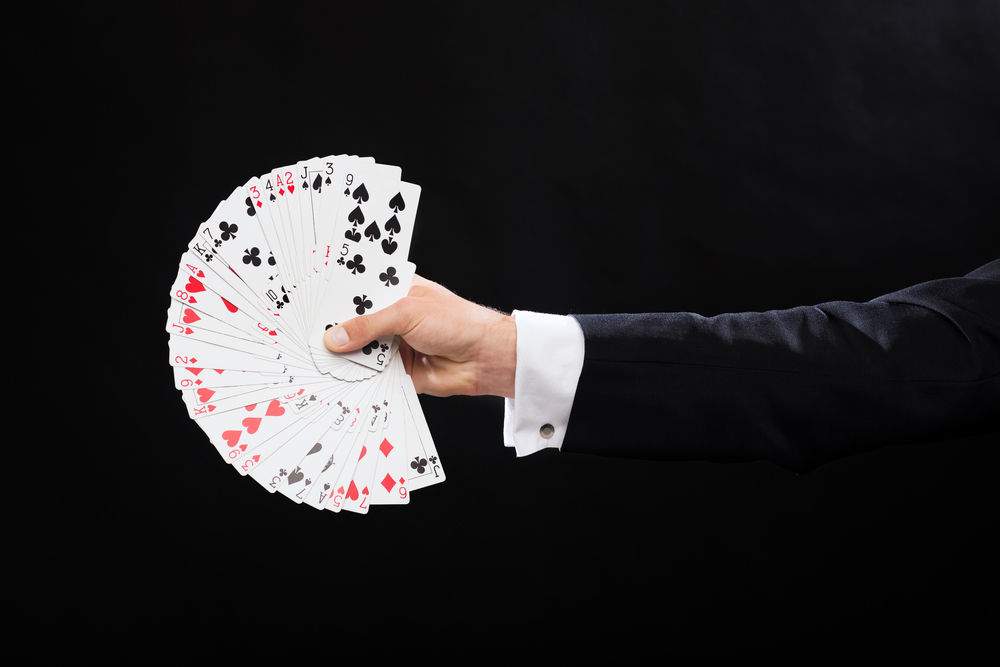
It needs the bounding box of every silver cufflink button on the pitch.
[539,424,555,439]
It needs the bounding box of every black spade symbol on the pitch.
[348,206,365,227]
[388,192,405,212]
[352,183,369,204]
[384,215,401,235]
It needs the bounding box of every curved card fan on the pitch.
[167,156,444,514]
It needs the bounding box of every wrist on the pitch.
[474,313,517,398]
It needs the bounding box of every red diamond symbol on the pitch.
[195,379,202,385]
[379,438,394,458]
[256,201,263,208]
[190,358,198,363]
[381,473,396,493]
[278,188,285,196]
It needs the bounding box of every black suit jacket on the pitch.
[565,261,1000,473]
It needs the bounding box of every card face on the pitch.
[306,172,421,373]
[167,156,444,516]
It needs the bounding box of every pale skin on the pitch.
[323,275,517,398]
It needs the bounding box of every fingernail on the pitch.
[325,326,350,347]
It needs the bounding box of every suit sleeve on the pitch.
[563,260,1000,473]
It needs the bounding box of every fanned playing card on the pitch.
[168,155,445,513]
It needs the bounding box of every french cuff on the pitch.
[502,311,585,456]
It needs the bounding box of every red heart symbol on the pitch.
[196,270,205,277]
[269,330,277,336]
[182,308,200,324]
[265,400,285,417]
[288,185,295,194]
[188,297,197,304]
[242,417,262,434]
[185,276,206,293]
[221,297,238,313]
[222,430,241,448]
[196,388,215,403]
[346,481,359,501]
[184,328,193,335]
[358,445,367,462]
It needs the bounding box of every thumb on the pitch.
[323,300,411,353]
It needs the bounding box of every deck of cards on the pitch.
[167,155,444,514]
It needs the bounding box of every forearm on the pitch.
[562,264,1000,472]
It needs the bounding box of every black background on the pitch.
[31,1,999,659]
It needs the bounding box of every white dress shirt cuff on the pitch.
[502,311,585,456]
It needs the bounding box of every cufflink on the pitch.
[539,424,555,439]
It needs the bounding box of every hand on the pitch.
[323,275,517,398]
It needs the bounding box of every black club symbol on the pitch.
[275,286,290,309]
[219,221,238,241]
[380,343,389,352]
[268,253,276,266]
[204,253,214,262]
[379,266,398,287]
[337,257,346,266]
[362,340,380,356]
[345,254,365,275]
[243,247,262,267]
[244,196,256,216]
[410,456,428,474]
[353,294,372,315]
[213,239,223,248]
